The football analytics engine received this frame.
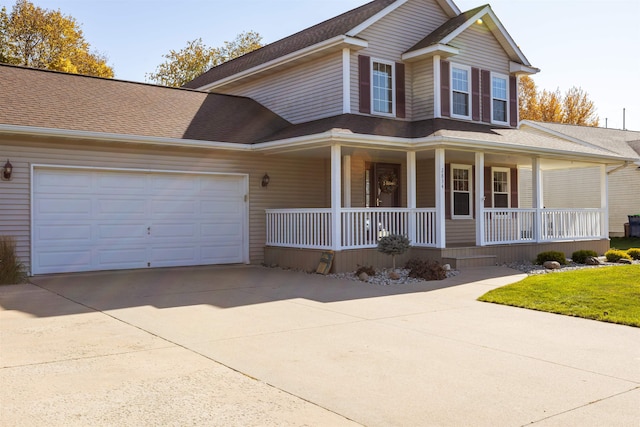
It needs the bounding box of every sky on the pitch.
[2,0,639,131]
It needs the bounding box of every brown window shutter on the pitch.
[510,168,518,208]
[509,76,518,127]
[484,167,492,208]
[359,55,371,114]
[481,69,491,123]
[440,61,450,117]
[444,164,451,219]
[395,62,406,118]
[471,68,480,121]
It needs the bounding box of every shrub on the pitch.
[377,234,411,269]
[405,258,446,281]
[535,251,567,265]
[0,236,26,285]
[626,248,640,260]
[571,250,598,264]
[355,265,376,277]
[605,249,632,262]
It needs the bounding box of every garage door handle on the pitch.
[147,226,151,235]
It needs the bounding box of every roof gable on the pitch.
[403,4,538,72]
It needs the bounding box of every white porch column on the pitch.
[532,157,543,242]
[331,145,342,251]
[435,148,446,248]
[343,154,351,208]
[475,152,485,246]
[600,164,608,238]
[407,151,417,243]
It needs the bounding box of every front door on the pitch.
[366,163,401,207]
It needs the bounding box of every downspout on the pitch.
[607,161,631,175]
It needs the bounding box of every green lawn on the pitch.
[610,237,640,251]
[478,265,640,327]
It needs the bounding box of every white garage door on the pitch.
[32,168,247,274]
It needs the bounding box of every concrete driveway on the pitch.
[1,265,639,426]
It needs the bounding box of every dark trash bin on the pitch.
[629,215,640,238]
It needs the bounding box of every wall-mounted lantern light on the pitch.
[261,173,270,187]
[2,160,12,181]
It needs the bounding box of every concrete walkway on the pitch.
[1,265,638,426]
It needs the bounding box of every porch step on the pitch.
[442,255,497,269]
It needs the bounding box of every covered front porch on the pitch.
[263,144,611,272]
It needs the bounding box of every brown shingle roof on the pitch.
[0,64,290,143]
[183,0,398,89]
[405,4,487,53]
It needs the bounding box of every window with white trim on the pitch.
[372,60,394,115]
[492,167,510,208]
[451,164,473,219]
[491,73,509,124]
[451,64,471,119]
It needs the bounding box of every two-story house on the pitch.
[0,0,636,275]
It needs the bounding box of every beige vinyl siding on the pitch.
[416,158,435,207]
[542,167,601,208]
[448,23,510,74]
[518,167,533,208]
[608,165,640,235]
[218,52,343,124]
[350,0,449,119]
[445,219,475,245]
[0,138,330,272]
[412,59,435,120]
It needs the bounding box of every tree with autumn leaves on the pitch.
[519,75,599,126]
[0,0,114,78]
[146,31,263,87]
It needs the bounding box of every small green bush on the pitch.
[377,234,411,269]
[405,258,446,281]
[571,250,598,264]
[535,251,567,265]
[626,248,640,260]
[0,236,26,285]
[605,249,632,262]
[355,265,376,276]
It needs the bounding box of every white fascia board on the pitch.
[519,120,622,156]
[441,6,532,67]
[0,124,252,151]
[401,44,460,62]
[196,36,368,92]
[436,0,461,16]
[510,61,540,75]
[346,0,409,36]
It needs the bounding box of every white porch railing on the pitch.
[266,208,605,250]
[266,208,437,250]
[484,208,605,244]
[265,208,332,249]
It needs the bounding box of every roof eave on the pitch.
[510,61,540,75]
[401,44,460,62]
[195,35,368,92]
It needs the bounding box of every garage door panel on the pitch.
[97,223,147,240]
[97,248,147,267]
[33,169,246,274]
[96,198,146,217]
[35,198,92,219]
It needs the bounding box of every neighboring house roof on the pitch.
[521,121,640,161]
[0,64,289,144]
[183,0,398,90]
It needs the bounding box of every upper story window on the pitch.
[372,60,395,115]
[491,73,509,124]
[451,64,471,120]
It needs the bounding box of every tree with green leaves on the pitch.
[0,0,113,78]
[147,30,263,87]
[519,76,599,126]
